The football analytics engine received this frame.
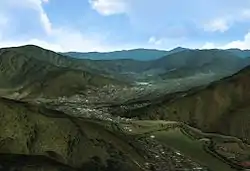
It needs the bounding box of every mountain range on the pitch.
[63,46,250,84]
[63,47,250,61]
[226,48,250,58]
[2,45,250,170]
[113,65,250,144]
[1,45,250,97]
[64,47,250,82]
[0,45,127,99]
[62,47,187,61]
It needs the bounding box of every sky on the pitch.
[1,0,250,52]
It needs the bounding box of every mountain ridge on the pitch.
[0,45,127,98]
[115,64,250,143]
[62,47,188,61]
[1,44,250,170]
[62,46,250,61]
[2,45,250,83]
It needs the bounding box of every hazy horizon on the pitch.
[2,44,250,54]
[0,0,250,52]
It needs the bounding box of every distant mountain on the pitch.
[226,48,250,58]
[0,45,126,98]
[169,47,188,54]
[7,45,152,82]
[64,47,250,61]
[118,65,250,143]
[151,49,249,79]
[2,45,250,171]
[64,48,249,81]
[63,47,188,61]
[1,45,249,89]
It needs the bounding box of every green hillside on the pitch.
[6,45,250,82]
[63,47,188,61]
[0,46,126,98]
[0,97,144,171]
[154,49,248,79]
[226,48,250,58]
[117,65,250,145]
[0,97,243,171]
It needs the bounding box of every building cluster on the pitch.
[133,136,209,171]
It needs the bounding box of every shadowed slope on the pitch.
[0,97,143,171]
[3,45,250,83]
[154,49,248,79]
[118,65,250,143]
[0,46,127,98]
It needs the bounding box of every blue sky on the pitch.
[0,0,250,52]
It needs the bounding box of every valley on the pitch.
[0,45,250,171]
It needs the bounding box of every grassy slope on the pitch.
[0,97,144,171]
[154,129,235,171]
[123,65,250,143]
[118,120,241,171]
[11,45,249,80]
[156,49,248,79]
[63,49,169,61]
[152,49,245,70]
[8,45,150,74]
[0,46,126,98]
[226,49,250,58]
[0,97,245,171]
[19,68,124,98]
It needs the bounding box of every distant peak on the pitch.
[173,46,185,49]
[169,47,189,53]
[16,44,42,49]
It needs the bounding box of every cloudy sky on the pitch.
[0,0,250,52]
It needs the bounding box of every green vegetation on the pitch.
[0,45,127,98]
[226,48,250,58]
[0,96,247,171]
[156,49,248,79]
[8,45,250,82]
[64,47,250,61]
[123,64,250,145]
[2,45,250,171]
[154,128,236,171]
[63,48,170,61]
[114,120,248,171]
[0,97,144,171]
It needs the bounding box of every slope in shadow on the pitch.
[118,65,250,143]
[0,97,143,171]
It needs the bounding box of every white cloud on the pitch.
[50,28,117,52]
[0,29,120,52]
[201,42,217,49]
[0,15,8,26]
[202,7,250,33]
[148,36,165,45]
[221,32,250,49]
[0,39,63,52]
[89,0,127,16]
[0,25,124,52]
[30,0,52,34]
[147,35,190,50]
[2,0,52,34]
[0,13,9,40]
[40,11,52,34]
[93,0,250,34]
[203,18,230,32]
[241,9,250,19]
[1,0,250,52]
[201,32,250,50]
[0,0,128,52]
